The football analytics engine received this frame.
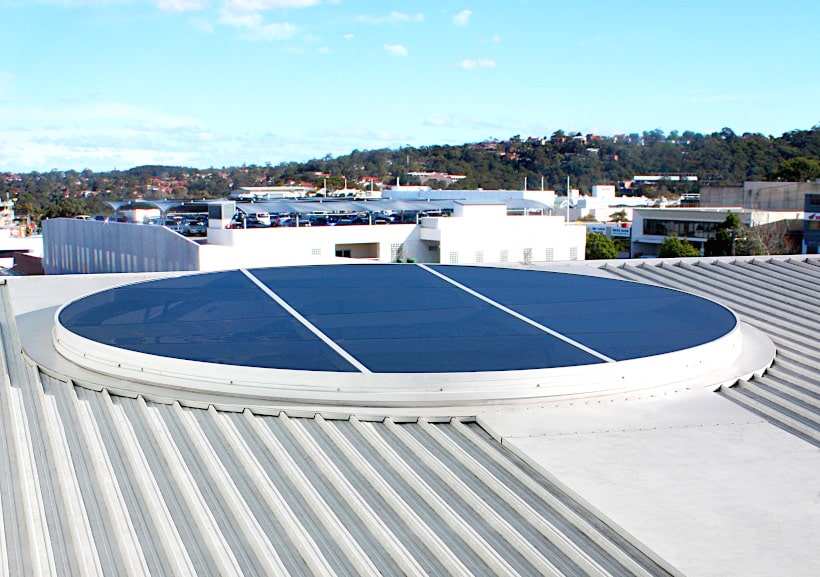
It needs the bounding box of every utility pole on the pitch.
[565,176,570,222]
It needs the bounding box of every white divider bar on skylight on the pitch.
[417,264,615,363]
[240,269,372,373]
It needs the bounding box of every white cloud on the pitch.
[357,11,424,25]
[0,102,212,171]
[190,16,216,32]
[222,0,322,11]
[343,33,354,40]
[219,9,297,40]
[457,59,496,70]
[420,113,545,137]
[452,9,471,26]
[0,102,200,127]
[27,0,325,8]
[299,125,411,154]
[28,0,125,6]
[424,115,452,127]
[153,0,209,11]
[384,44,408,57]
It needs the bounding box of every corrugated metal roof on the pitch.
[0,285,679,576]
[602,257,820,447]
[1,255,819,575]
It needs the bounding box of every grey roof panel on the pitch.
[3,255,820,575]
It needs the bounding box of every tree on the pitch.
[585,233,618,260]
[41,197,95,219]
[550,130,566,142]
[612,237,631,254]
[706,212,754,256]
[771,157,820,181]
[735,235,767,256]
[659,236,701,258]
[748,220,798,255]
[609,209,630,223]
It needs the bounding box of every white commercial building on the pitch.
[43,198,586,274]
[629,206,805,258]
[630,207,754,257]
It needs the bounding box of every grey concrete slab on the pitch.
[480,394,820,577]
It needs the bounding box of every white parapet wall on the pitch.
[202,223,427,269]
[43,218,201,274]
[421,212,586,264]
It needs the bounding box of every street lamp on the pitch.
[731,235,747,256]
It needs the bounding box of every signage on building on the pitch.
[587,225,606,235]
[611,227,631,238]
[805,212,820,221]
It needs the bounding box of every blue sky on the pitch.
[1,0,818,172]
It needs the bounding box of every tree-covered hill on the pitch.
[2,125,819,226]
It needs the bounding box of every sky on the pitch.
[1,0,818,172]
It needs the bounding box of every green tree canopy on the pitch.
[41,197,99,219]
[585,232,618,260]
[609,209,630,223]
[772,157,820,181]
[705,212,761,256]
[658,236,701,258]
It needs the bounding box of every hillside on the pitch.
[2,126,820,225]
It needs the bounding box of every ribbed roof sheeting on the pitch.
[603,257,820,447]
[2,255,819,576]
[0,288,678,577]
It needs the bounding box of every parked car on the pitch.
[245,211,272,227]
[372,214,394,224]
[92,214,126,222]
[181,220,207,236]
[308,215,329,226]
[337,214,363,225]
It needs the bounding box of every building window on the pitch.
[523,248,532,263]
[644,219,719,239]
[449,251,459,264]
[500,249,508,263]
[336,249,351,258]
[545,248,554,261]
[390,243,403,262]
[312,248,321,256]
[475,250,484,263]
[569,247,578,260]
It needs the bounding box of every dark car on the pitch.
[372,214,394,224]
[337,214,363,225]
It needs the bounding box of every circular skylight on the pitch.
[54,264,744,406]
